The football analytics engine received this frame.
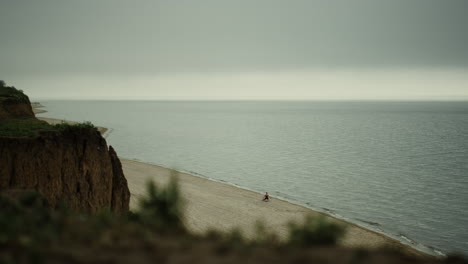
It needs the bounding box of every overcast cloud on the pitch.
[1,0,467,99]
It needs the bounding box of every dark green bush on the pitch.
[252,220,279,246]
[287,215,346,247]
[0,191,58,248]
[51,121,96,130]
[0,175,355,264]
[133,171,185,231]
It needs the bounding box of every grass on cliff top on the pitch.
[0,119,96,137]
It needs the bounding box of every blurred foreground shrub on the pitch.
[130,170,185,232]
[287,215,346,247]
[1,177,456,264]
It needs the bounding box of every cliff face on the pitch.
[0,98,35,120]
[0,127,130,214]
[0,86,129,214]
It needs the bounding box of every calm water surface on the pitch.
[40,101,468,255]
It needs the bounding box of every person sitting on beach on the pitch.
[262,192,270,202]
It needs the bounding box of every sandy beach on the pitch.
[122,159,421,253]
[32,103,426,257]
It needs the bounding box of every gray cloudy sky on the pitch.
[1,0,467,100]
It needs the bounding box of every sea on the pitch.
[38,101,468,256]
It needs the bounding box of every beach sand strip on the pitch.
[122,159,421,255]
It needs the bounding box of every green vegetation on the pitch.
[287,215,346,247]
[0,177,189,263]
[0,176,345,257]
[49,121,96,131]
[0,119,53,137]
[130,171,185,231]
[0,120,96,137]
[0,80,29,103]
[1,175,453,263]
[0,191,58,251]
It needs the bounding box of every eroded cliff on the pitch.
[0,127,130,214]
[0,84,130,214]
[0,98,35,120]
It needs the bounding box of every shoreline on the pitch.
[121,158,435,258]
[32,103,437,259]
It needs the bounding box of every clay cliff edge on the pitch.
[0,84,130,214]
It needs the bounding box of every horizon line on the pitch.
[31,98,468,102]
